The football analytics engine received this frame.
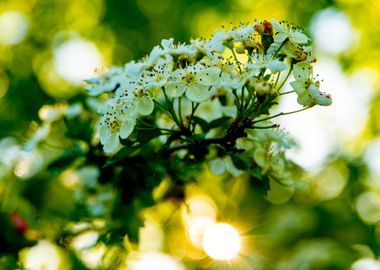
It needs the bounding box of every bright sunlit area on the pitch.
[53,38,103,85]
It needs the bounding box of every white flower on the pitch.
[99,97,137,154]
[290,62,332,107]
[280,42,316,62]
[271,19,310,44]
[209,30,233,53]
[138,59,173,89]
[144,45,165,66]
[165,64,220,103]
[246,54,287,72]
[195,97,237,122]
[190,38,220,60]
[161,38,197,57]
[230,24,255,43]
[85,67,123,96]
[124,61,147,78]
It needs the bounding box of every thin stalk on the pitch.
[274,71,281,89]
[251,123,280,129]
[272,38,289,58]
[161,88,183,130]
[231,48,243,73]
[276,63,293,92]
[240,86,245,111]
[242,86,253,113]
[134,126,173,133]
[252,106,311,124]
[178,97,184,128]
[232,89,242,112]
[279,90,295,95]
[188,102,200,133]
[153,99,169,112]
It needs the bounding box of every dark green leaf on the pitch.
[135,127,162,142]
[47,145,85,175]
[191,116,209,133]
[105,143,144,167]
[263,74,271,81]
[230,154,250,170]
[208,116,232,130]
[249,167,271,196]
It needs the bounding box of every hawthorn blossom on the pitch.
[87,19,332,155]
[85,67,123,96]
[271,19,310,44]
[165,64,220,102]
[289,62,332,107]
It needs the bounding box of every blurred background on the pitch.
[1,0,380,269]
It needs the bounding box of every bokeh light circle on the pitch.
[202,223,241,260]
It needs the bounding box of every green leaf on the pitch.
[218,95,227,106]
[105,143,144,167]
[135,127,162,142]
[259,95,278,115]
[191,116,209,133]
[47,145,85,175]
[208,116,232,130]
[263,74,271,81]
[230,154,250,170]
[249,167,271,196]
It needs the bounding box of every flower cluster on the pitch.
[86,19,332,160]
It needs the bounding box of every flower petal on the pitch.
[293,62,312,81]
[309,84,332,106]
[290,32,309,44]
[270,19,282,31]
[103,133,120,154]
[99,124,108,144]
[138,96,154,115]
[274,32,288,43]
[119,118,136,139]
[165,82,186,97]
[297,92,313,107]
[290,81,307,95]
[198,67,221,85]
[265,59,287,71]
[186,84,210,103]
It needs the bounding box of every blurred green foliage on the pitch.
[1,0,380,269]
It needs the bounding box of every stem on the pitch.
[137,118,155,128]
[231,48,243,73]
[178,97,184,128]
[251,123,280,129]
[276,63,293,92]
[135,126,173,133]
[162,136,226,154]
[153,99,169,112]
[232,89,242,112]
[252,106,311,124]
[188,102,200,132]
[274,71,281,88]
[161,88,183,130]
[0,173,13,211]
[240,86,245,111]
[272,37,289,58]
[279,90,295,95]
[242,86,253,113]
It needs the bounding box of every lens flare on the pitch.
[202,223,241,260]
